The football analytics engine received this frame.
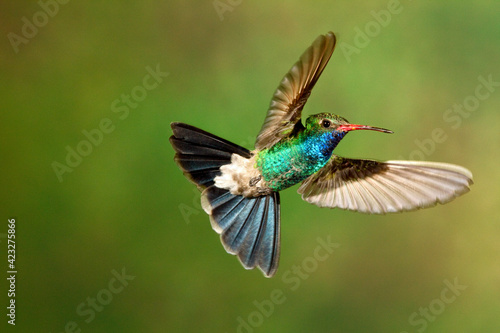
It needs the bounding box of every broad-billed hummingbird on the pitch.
[170,32,473,277]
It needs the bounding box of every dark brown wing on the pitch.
[298,156,473,214]
[254,32,337,150]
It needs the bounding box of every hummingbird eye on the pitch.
[321,119,331,128]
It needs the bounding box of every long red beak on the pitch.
[337,124,393,134]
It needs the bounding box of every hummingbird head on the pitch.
[305,113,393,136]
[302,113,393,156]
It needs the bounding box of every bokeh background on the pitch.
[1,1,499,332]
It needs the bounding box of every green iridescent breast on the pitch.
[256,131,346,191]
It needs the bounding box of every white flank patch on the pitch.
[214,154,269,197]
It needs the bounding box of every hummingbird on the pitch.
[170,32,473,277]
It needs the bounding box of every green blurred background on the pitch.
[1,1,499,332]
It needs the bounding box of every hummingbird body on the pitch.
[256,114,348,192]
[170,32,473,277]
[216,113,388,195]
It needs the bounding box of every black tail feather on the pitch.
[170,123,251,189]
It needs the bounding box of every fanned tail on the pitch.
[170,123,281,277]
[202,186,280,277]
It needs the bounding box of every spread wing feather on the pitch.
[298,157,473,214]
[255,32,337,150]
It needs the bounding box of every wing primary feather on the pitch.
[299,156,472,214]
